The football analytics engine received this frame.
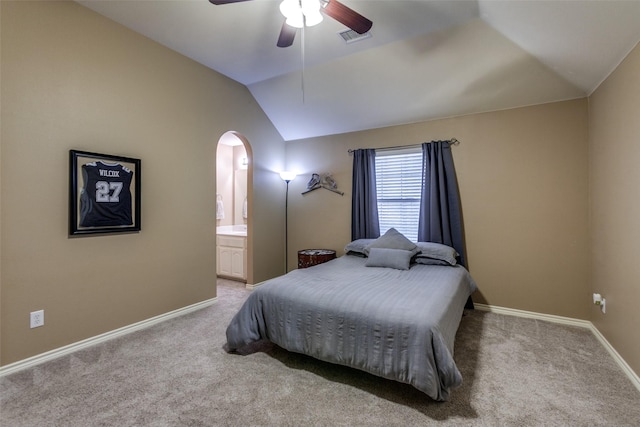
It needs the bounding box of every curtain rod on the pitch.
[347,138,459,154]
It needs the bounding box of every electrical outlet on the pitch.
[30,310,44,328]
[593,293,602,304]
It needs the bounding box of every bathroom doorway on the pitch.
[216,131,253,286]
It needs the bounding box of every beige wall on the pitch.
[0,1,286,365]
[286,99,590,319]
[589,42,640,376]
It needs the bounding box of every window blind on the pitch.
[374,148,422,242]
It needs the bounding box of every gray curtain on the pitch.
[351,149,380,240]
[417,140,472,309]
[417,141,467,267]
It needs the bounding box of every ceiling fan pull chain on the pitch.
[301,21,306,103]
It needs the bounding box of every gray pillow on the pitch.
[365,248,413,270]
[344,239,376,257]
[414,257,451,266]
[365,228,418,255]
[415,242,458,265]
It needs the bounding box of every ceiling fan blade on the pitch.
[208,0,252,5]
[322,0,372,34]
[277,21,297,48]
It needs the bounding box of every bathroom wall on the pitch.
[233,145,248,225]
[216,144,233,227]
[216,142,247,227]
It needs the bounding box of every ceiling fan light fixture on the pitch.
[279,0,297,16]
[280,0,323,28]
[285,15,304,29]
[304,9,323,27]
[301,0,323,26]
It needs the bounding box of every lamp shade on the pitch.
[280,171,297,182]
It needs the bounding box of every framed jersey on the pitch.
[69,150,141,236]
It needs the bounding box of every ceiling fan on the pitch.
[208,0,373,48]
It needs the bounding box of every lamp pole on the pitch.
[280,172,297,273]
[284,179,290,272]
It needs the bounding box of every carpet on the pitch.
[2,279,639,426]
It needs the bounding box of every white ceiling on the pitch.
[77,0,640,141]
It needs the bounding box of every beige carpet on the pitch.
[1,279,639,426]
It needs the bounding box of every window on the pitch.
[374,147,422,241]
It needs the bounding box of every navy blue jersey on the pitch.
[80,161,134,227]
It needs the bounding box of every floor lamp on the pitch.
[280,171,297,273]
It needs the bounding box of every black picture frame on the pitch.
[69,150,141,236]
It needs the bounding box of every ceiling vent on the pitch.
[338,29,372,44]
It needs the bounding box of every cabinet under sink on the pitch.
[216,230,246,281]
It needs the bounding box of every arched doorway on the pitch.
[216,131,254,287]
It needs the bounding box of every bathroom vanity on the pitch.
[216,225,247,281]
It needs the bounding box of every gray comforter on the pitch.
[225,255,477,401]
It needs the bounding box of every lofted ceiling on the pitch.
[77,0,640,141]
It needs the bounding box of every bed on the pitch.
[225,233,477,401]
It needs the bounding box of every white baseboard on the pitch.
[0,297,217,378]
[589,324,640,393]
[474,303,592,328]
[475,303,640,393]
[245,281,265,290]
